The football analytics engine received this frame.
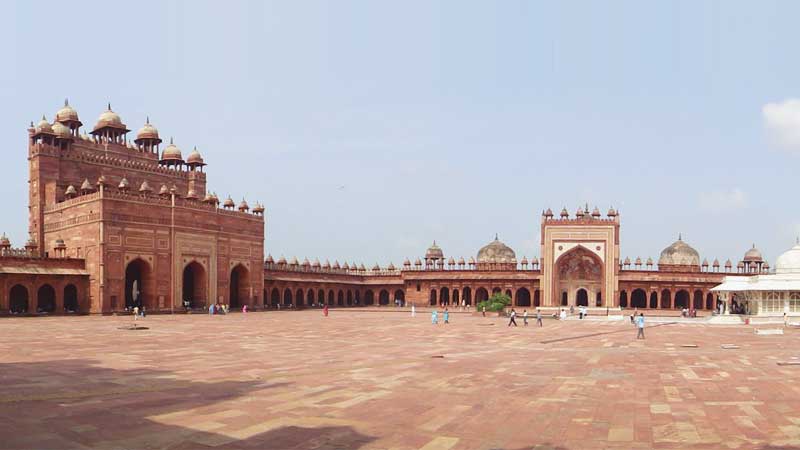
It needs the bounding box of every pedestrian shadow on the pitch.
[0,358,376,450]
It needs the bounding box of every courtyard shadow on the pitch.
[0,359,376,450]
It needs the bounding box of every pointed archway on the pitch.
[125,258,153,310]
[554,246,603,307]
[230,264,250,308]
[182,261,207,308]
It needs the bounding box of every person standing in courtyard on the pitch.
[636,313,645,339]
[508,308,517,327]
[443,308,449,324]
[482,305,486,317]
[411,304,416,317]
[523,309,529,326]
[323,304,329,317]
[431,309,438,325]
[536,308,543,327]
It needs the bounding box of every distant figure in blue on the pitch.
[443,308,449,324]
[209,303,214,316]
[636,313,645,339]
[431,309,438,324]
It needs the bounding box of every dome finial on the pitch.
[678,233,682,241]
[146,116,150,124]
[64,98,69,106]
[107,102,112,111]
[170,137,174,144]
[495,233,499,240]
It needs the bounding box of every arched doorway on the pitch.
[296,289,304,308]
[271,288,280,307]
[453,289,460,305]
[379,289,389,305]
[354,291,361,305]
[307,289,315,306]
[36,284,56,313]
[9,285,28,313]
[64,284,78,312]
[705,293,714,310]
[554,246,603,307]
[649,292,658,309]
[230,264,250,308]
[675,290,690,309]
[492,287,502,296]
[693,290,703,309]
[365,290,374,305]
[619,290,628,308]
[283,288,293,307]
[337,290,344,306]
[318,289,325,306]
[440,287,450,305]
[328,290,334,306]
[182,261,206,308]
[463,287,472,305]
[561,291,568,306]
[631,289,647,308]
[576,288,589,307]
[516,288,531,307]
[394,289,405,306]
[429,289,437,306]
[125,258,152,309]
[346,290,353,306]
[475,288,488,303]
[660,289,671,309]
[533,289,541,307]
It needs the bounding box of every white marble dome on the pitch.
[775,243,800,274]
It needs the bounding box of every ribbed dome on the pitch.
[56,99,80,123]
[776,242,800,274]
[477,235,516,263]
[658,236,700,266]
[743,244,764,262]
[425,241,444,259]
[161,138,183,162]
[135,117,161,142]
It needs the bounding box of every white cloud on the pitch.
[698,188,748,213]
[763,98,800,153]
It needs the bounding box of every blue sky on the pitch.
[2,1,800,267]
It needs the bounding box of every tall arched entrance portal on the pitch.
[554,246,604,307]
[182,261,207,308]
[230,264,250,308]
[125,258,153,310]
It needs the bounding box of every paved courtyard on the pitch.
[1,310,800,450]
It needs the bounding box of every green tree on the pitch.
[477,292,511,313]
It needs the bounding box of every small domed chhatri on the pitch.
[160,138,184,165]
[743,244,764,262]
[93,104,125,129]
[658,234,700,269]
[56,99,80,124]
[134,117,161,144]
[186,146,206,169]
[36,115,54,135]
[425,241,444,260]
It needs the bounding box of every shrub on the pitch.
[477,292,511,313]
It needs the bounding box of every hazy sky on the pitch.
[2,1,800,267]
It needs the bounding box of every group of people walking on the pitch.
[506,308,544,327]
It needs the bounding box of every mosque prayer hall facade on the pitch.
[0,101,772,316]
[0,100,264,315]
[264,206,764,313]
